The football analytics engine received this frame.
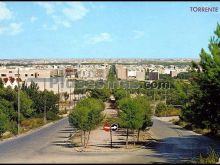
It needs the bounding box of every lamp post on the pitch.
[17,68,20,135]
[58,81,60,111]
[44,78,47,124]
[69,81,72,111]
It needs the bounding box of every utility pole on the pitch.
[58,81,60,111]
[44,78,47,124]
[69,84,71,110]
[17,68,20,135]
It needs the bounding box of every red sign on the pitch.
[103,123,110,132]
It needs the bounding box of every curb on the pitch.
[0,117,68,144]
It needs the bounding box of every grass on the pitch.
[21,118,44,133]
[191,148,219,164]
[1,115,63,141]
[0,132,13,141]
[58,109,69,115]
[156,108,181,117]
[172,119,212,135]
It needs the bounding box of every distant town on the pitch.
[0,58,194,93]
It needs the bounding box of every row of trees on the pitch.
[68,65,154,148]
[69,98,105,148]
[0,81,60,137]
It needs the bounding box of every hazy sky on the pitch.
[0,1,220,59]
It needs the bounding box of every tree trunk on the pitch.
[85,130,91,148]
[81,130,83,145]
[137,128,140,142]
[126,128,129,148]
[133,129,136,146]
[83,131,86,148]
[211,127,218,135]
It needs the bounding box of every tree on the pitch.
[113,88,128,101]
[69,98,104,148]
[133,96,153,142]
[176,72,192,80]
[155,102,167,115]
[0,112,9,137]
[42,90,59,115]
[0,99,17,121]
[0,87,33,119]
[118,97,147,147]
[182,24,220,134]
[88,87,111,102]
[167,80,193,106]
[22,82,59,118]
[19,91,33,118]
[107,65,117,81]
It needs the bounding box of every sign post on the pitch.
[103,123,118,149]
[110,127,112,149]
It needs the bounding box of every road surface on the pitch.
[149,117,220,163]
[0,116,219,163]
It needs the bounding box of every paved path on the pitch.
[149,117,220,163]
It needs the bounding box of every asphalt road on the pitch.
[150,117,220,163]
[0,116,219,163]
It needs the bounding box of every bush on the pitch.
[194,148,219,164]
[155,103,180,117]
[46,111,60,121]
[155,102,167,115]
[58,108,68,115]
[8,121,18,135]
[21,118,44,130]
[0,113,9,136]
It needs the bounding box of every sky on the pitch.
[0,1,220,59]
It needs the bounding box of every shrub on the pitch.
[155,103,180,117]
[58,108,68,115]
[0,112,9,136]
[194,148,219,164]
[155,102,167,115]
[46,111,60,121]
[21,118,44,130]
[8,121,18,135]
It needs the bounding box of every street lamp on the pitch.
[17,68,20,135]
[44,78,47,124]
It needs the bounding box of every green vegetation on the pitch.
[192,148,219,164]
[155,102,181,117]
[0,112,9,137]
[118,96,153,147]
[107,64,117,81]
[0,81,60,138]
[113,88,128,101]
[181,24,220,135]
[22,81,59,118]
[176,72,192,80]
[21,118,44,132]
[88,87,111,102]
[69,98,105,148]
[159,74,172,80]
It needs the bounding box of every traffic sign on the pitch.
[111,123,118,131]
[103,123,111,131]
